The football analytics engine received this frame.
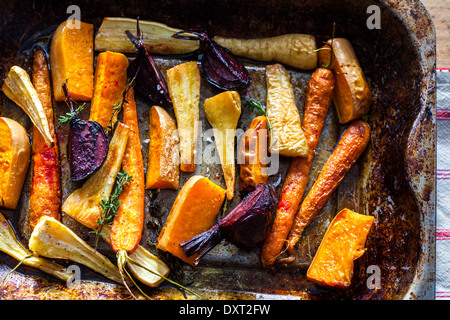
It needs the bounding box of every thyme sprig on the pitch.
[90,170,132,250]
[244,100,278,148]
[57,103,85,126]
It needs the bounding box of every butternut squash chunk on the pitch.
[306,208,374,288]
[146,105,180,190]
[203,91,241,200]
[156,175,226,265]
[318,38,372,124]
[265,63,309,157]
[61,122,130,230]
[166,61,201,172]
[50,20,94,102]
[89,51,129,130]
[0,117,31,209]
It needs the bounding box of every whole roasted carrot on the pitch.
[111,88,145,255]
[29,47,61,229]
[285,119,370,256]
[260,67,335,268]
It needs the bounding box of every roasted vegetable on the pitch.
[306,208,374,288]
[181,183,277,265]
[0,212,72,282]
[166,61,201,172]
[50,20,94,102]
[89,51,129,130]
[238,116,269,193]
[62,84,109,182]
[214,34,317,70]
[126,19,172,107]
[286,120,371,256]
[260,66,335,268]
[265,63,309,157]
[146,105,180,190]
[29,216,122,284]
[203,91,241,200]
[29,48,61,229]
[156,175,226,265]
[95,17,199,54]
[111,88,145,254]
[2,66,54,147]
[173,29,251,90]
[62,122,129,230]
[0,117,31,210]
[318,38,372,124]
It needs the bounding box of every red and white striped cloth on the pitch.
[436,68,450,299]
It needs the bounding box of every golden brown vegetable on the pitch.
[260,67,335,268]
[318,38,372,124]
[203,91,241,200]
[156,175,226,265]
[0,212,72,282]
[146,105,180,190]
[265,63,309,157]
[166,61,201,172]
[306,208,374,288]
[29,216,123,284]
[286,120,371,256]
[29,48,61,229]
[2,66,54,147]
[61,122,130,230]
[50,20,94,102]
[214,34,317,70]
[95,17,199,54]
[0,117,31,210]
[89,51,129,130]
[238,115,269,193]
[111,88,145,255]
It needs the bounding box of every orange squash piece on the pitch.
[89,51,129,130]
[306,208,374,288]
[50,20,94,102]
[0,117,31,209]
[146,106,180,190]
[156,175,226,265]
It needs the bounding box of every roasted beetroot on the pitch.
[180,183,277,265]
[62,84,109,182]
[172,29,252,91]
[126,18,172,107]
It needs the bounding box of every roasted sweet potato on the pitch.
[306,208,374,288]
[89,51,129,130]
[156,175,226,265]
[146,105,180,190]
[166,61,201,172]
[0,117,31,209]
[318,38,372,124]
[50,20,94,102]
[238,116,269,193]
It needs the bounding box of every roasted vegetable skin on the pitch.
[306,208,374,288]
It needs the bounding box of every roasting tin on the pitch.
[0,0,436,299]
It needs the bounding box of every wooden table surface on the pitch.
[422,0,450,68]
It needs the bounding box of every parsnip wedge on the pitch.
[95,17,199,55]
[167,61,201,172]
[203,91,241,200]
[0,212,72,282]
[2,66,54,148]
[29,216,122,284]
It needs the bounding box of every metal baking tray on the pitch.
[0,0,435,299]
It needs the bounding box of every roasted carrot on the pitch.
[260,67,335,268]
[285,119,370,256]
[111,88,145,255]
[29,47,61,229]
